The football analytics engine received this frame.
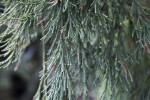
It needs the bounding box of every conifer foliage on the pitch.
[0,0,150,100]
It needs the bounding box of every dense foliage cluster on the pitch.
[0,0,150,100]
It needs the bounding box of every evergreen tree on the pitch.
[0,0,150,100]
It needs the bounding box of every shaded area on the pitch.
[0,40,42,100]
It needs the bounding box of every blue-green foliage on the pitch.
[0,0,150,100]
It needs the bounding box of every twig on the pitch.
[14,50,24,71]
[44,62,57,81]
[47,0,58,6]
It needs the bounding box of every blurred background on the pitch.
[0,24,42,100]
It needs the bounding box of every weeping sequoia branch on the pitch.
[0,0,150,100]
